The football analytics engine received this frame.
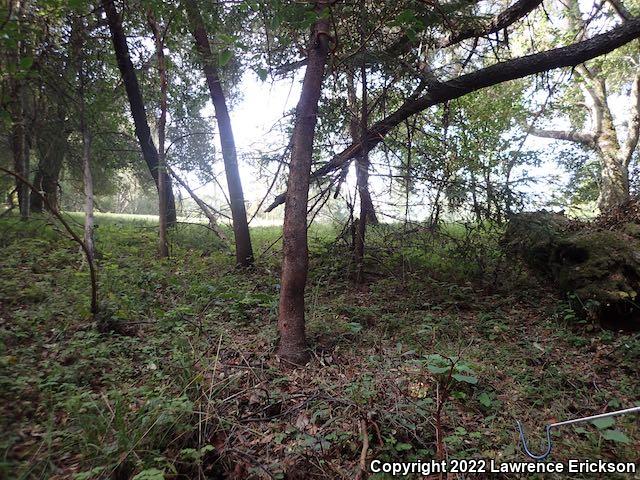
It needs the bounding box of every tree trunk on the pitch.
[102,0,177,227]
[147,11,169,258]
[277,7,331,365]
[82,130,95,261]
[74,15,95,261]
[30,169,42,212]
[32,108,68,213]
[10,84,30,220]
[598,151,630,211]
[347,67,376,284]
[184,0,253,267]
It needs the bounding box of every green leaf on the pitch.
[256,67,268,81]
[395,442,413,451]
[396,9,417,25]
[452,374,478,384]
[601,429,630,444]
[19,56,33,70]
[346,322,363,334]
[478,392,492,407]
[68,0,85,9]
[132,469,165,480]
[217,33,236,45]
[427,364,450,374]
[218,50,232,67]
[591,417,615,430]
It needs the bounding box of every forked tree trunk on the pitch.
[102,0,177,227]
[184,0,253,267]
[277,7,331,365]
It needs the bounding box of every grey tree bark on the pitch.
[147,11,169,258]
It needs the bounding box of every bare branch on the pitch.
[441,0,543,48]
[529,127,596,147]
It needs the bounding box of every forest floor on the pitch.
[1,213,638,480]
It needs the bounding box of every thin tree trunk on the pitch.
[70,14,95,261]
[184,0,253,267]
[82,130,95,261]
[30,169,42,212]
[2,166,99,314]
[147,11,169,258]
[102,0,177,227]
[33,108,68,213]
[8,1,30,220]
[352,82,369,283]
[277,6,331,365]
[10,83,29,220]
[353,0,374,285]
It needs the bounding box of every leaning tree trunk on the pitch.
[102,0,177,227]
[184,0,253,267]
[277,8,331,365]
[503,210,640,329]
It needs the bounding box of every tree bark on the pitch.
[598,150,630,210]
[277,5,331,365]
[147,11,169,258]
[265,18,640,212]
[9,82,30,220]
[102,0,177,227]
[82,129,95,261]
[74,15,95,261]
[184,0,254,267]
[32,106,68,213]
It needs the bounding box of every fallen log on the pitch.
[503,208,640,329]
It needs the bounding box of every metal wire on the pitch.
[517,405,640,460]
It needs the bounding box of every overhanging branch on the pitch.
[529,127,596,147]
[265,17,640,211]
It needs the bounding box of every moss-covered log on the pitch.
[503,211,640,329]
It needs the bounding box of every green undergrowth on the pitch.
[0,213,638,479]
